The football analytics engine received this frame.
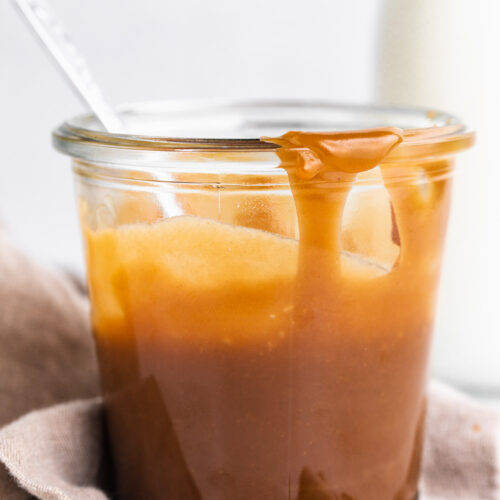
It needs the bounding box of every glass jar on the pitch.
[53,100,473,500]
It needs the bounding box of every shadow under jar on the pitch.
[53,100,474,500]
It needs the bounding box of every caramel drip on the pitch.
[263,128,403,291]
[263,128,451,286]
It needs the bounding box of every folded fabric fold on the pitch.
[0,399,107,500]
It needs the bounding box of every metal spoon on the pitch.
[12,0,126,133]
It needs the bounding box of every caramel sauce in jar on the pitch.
[83,127,458,500]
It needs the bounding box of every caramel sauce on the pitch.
[84,128,453,500]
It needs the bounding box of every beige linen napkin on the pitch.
[421,382,499,500]
[0,227,99,499]
[0,400,106,500]
[0,227,497,499]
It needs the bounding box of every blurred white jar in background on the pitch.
[377,0,500,393]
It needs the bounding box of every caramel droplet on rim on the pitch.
[263,127,403,179]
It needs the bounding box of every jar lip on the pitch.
[52,99,475,162]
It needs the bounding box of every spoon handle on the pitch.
[12,0,125,133]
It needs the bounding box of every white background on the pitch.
[0,0,382,270]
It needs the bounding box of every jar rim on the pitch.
[52,99,475,163]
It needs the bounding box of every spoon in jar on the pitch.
[11,0,126,133]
